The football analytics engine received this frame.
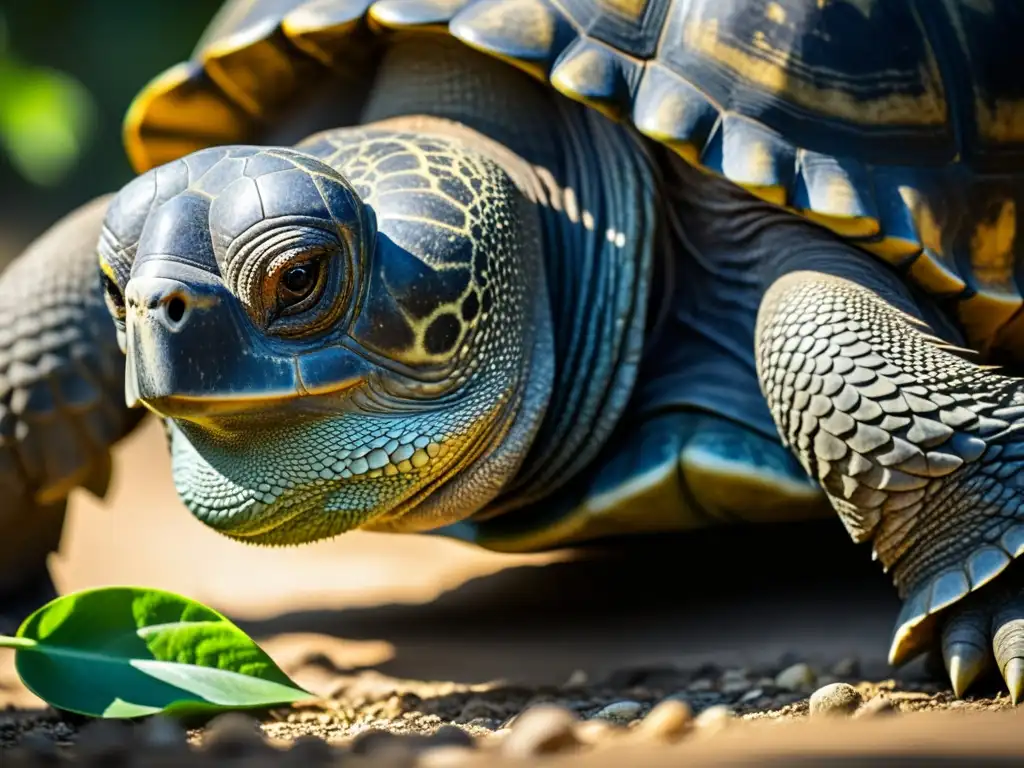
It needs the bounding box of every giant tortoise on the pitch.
[3,0,1024,700]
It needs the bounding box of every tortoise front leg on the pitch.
[0,196,144,630]
[755,268,1024,701]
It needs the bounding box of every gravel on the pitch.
[775,663,817,692]
[589,701,643,724]
[634,699,692,741]
[500,705,580,759]
[0,654,1018,765]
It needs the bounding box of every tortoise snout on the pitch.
[126,276,204,332]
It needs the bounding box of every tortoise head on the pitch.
[97,138,551,544]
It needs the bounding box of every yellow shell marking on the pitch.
[743,140,786,205]
[975,97,1024,144]
[765,2,786,24]
[603,0,651,23]
[956,199,1022,349]
[683,16,947,127]
[123,62,250,174]
[971,199,1017,289]
[816,0,875,19]
[797,164,879,238]
[451,0,557,81]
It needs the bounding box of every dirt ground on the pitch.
[1,417,1022,764]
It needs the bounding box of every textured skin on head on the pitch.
[756,270,1024,663]
[105,33,666,549]
[0,196,144,590]
[104,121,552,545]
[297,127,514,371]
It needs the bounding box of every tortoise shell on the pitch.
[126,0,1024,355]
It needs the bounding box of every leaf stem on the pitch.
[0,635,38,650]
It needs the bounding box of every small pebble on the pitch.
[203,713,268,756]
[739,688,764,703]
[418,745,478,767]
[775,662,817,692]
[831,657,861,678]
[686,678,714,692]
[431,725,475,749]
[501,705,580,759]
[720,669,749,693]
[351,729,422,756]
[574,719,621,744]
[52,721,76,741]
[853,695,900,719]
[284,734,336,764]
[809,682,864,717]
[635,699,692,742]
[693,705,733,734]
[591,700,643,723]
[136,715,188,751]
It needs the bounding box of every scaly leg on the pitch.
[756,269,1024,701]
[0,196,143,630]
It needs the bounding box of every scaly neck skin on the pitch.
[360,39,660,514]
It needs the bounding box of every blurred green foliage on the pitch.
[0,0,220,256]
[0,13,97,187]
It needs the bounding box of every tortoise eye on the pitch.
[102,272,126,322]
[280,262,317,299]
[275,256,326,316]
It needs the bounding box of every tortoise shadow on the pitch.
[234,519,909,687]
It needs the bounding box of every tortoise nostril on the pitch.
[166,296,187,324]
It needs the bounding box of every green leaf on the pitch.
[0,586,314,718]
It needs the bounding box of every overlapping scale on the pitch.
[549,38,639,122]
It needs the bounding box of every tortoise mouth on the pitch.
[141,384,363,422]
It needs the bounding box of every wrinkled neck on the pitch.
[361,37,660,510]
[490,101,658,511]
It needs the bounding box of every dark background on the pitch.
[0,1,220,263]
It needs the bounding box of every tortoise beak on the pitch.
[124,262,370,425]
[124,267,298,419]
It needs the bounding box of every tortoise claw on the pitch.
[941,603,992,698]
[991,592,1024,705]
[944,642,989,698]
[935,570,1024,704]
[1001,657,1024,705]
